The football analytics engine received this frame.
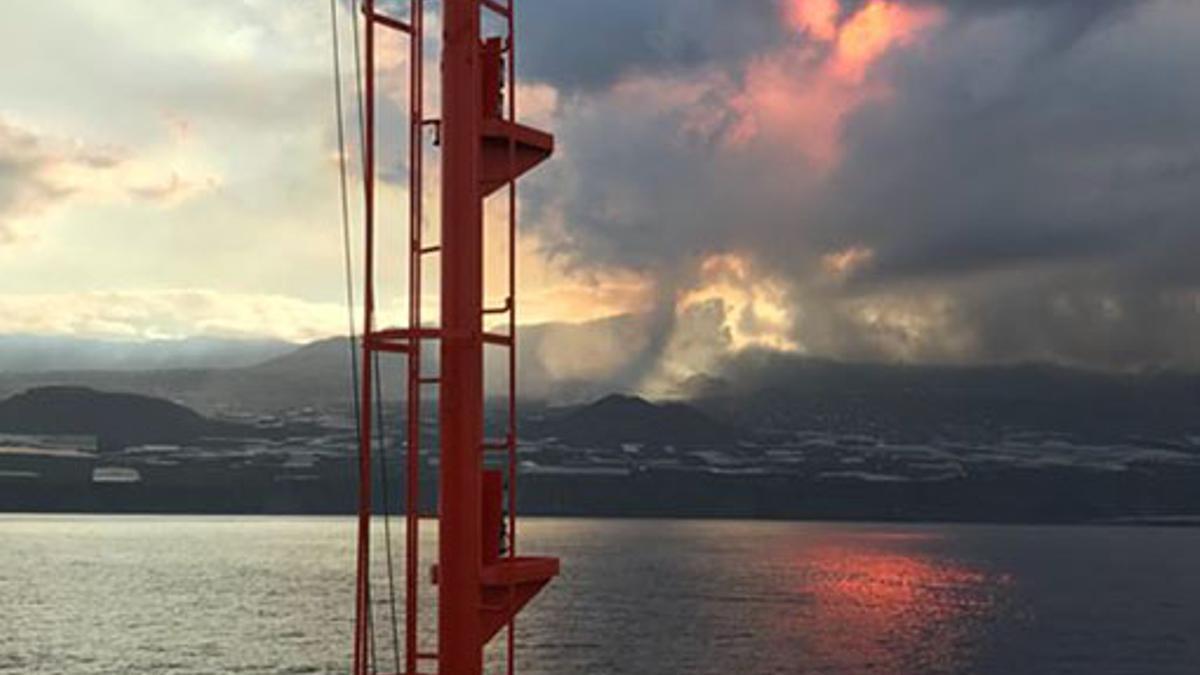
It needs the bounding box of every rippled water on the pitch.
[1,516,1198,674]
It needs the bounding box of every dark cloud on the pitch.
[522,0,1200,375]
[830,0,1200,286]
[517,0,1134,92]
[518,0,785,91]
[806,0,1200,368]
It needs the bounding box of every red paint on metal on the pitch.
[481,37,504,119]
[438,2,486,672]
[352,2,557,673]
[405,2,425,675]
[482,470,504,566]
[351,3,377,674]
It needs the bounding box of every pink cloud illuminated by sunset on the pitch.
[730,0,943,167]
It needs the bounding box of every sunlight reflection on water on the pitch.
[782,532,1013,674]
[1,516,1197,675]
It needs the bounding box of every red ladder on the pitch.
[351,2,557,674]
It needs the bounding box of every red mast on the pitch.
[438,0,486,670]
[353,1,557,674]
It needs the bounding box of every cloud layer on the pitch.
[0,118,218,246]
[517,0,1200,383]
[3,0,1199,390]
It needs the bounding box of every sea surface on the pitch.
[1,516,1198,674]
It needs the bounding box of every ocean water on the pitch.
[1,516,1198,675]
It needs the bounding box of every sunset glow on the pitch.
[678,253,799,353]
[3,4,1200,670]
[785,0,840,41]
[822,245,876,279]
[730,0,942,166]
[2,0,1195,374]
[831,1,941,82]
[793,538,1009,673]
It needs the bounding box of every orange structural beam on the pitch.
[439,2,557,673]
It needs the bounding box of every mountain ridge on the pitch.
[1,329,1199,444]
[530,393,742,446]
[0,386,254,451]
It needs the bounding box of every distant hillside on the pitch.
[690,352,1200,443]
[0,338,370,413]
[4,328,1200,444]
[530,394,742,446]
[0,386,254,451]
[0,335,294,372]
[0,315,652,411]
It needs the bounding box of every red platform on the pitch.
[481,118,554,197]
[432,556,560,645]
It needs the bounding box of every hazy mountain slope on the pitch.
[0,335,295,372]
[0,315,652,411]
[3,325,1200,444]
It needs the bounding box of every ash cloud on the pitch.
[518,0,786,92]
[518,0,1200,379]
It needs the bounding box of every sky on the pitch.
[2,0,1199,385]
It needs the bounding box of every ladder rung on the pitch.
[482,438,511,452]
[369,343,409,354]
[417,652,439,660]
[482,332,513,347]
[482,298,512,315]
[374,327,441,341]
[368,11,412,33]
[419,245,441,255]
[418,377,441,385]
[364,333,410,353]
[480,0,511,18]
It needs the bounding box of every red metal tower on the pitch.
[352,1,557,674]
